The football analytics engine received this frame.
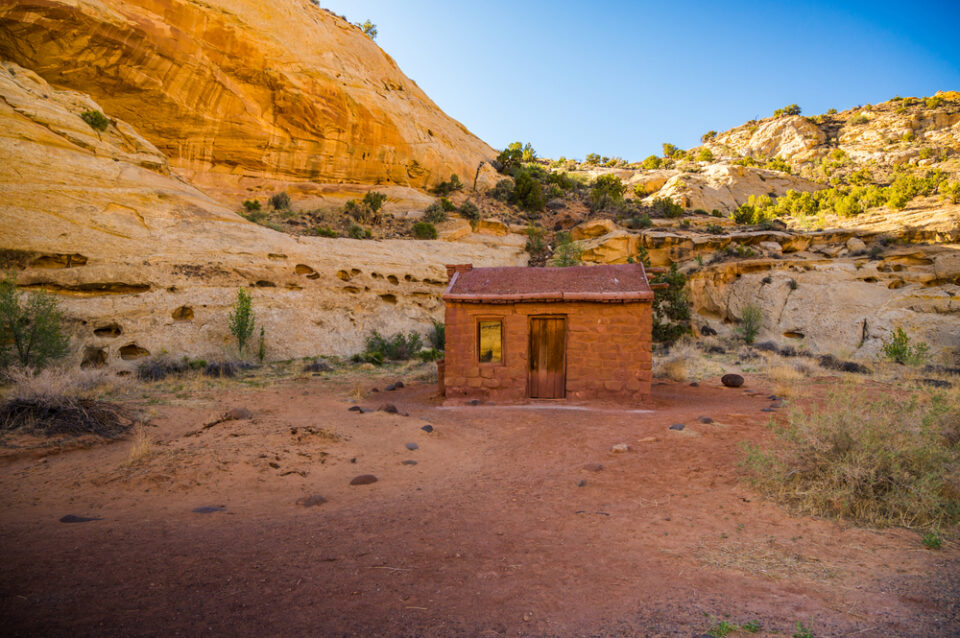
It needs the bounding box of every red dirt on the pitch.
[0,374,956,637]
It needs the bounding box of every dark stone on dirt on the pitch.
[203,360,239,378]
[350,474,378,486]
[296,494,327,508]
[923,364,960,376]
[778,345,798,357]
[689,382,699,387]
[768,394,779,400]
[839,361,871,374]
[192,506,225,514]
[700,325,717,336]
[60,515,102,523]
[350,457,356,463]
[348,406,363,412]
[771,400,785,408]
[225,407,252,421]
[467,399,482,406]
[303,360,332,373]
[706,345,726,354]
[371,388,379,392]
[421,424,434,433]
[385,381,405,391]
[920,378,952,388]
[669,423,685,431]
[402,460,418,466]
[405,442,418,451]
[269,461,280,469]
[577,479,587,487]
[761,407,776,413]
[582,463,604,472]
[697,416,713,424]
[379,404,399,414]
[721,373,744,388]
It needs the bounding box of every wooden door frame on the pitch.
[526,314,568,399]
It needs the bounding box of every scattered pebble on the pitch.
[59,515,101,523]
[350,457,357,463]
[761,407,777,412]
[467,399,482,406]
[669,423,685,431]
[269,461,280,469]
[582,463,604,472]
[402,460,418,466]
[421,424,434,433]
[689,381,699,387]
[697,416,714,424]
[379,404,399,414]
[192,506,225,514]
[611,443,629,453]
[405,442,418,451]
[349,474,378,486]
[385,381,405,391]
[637,436,658,443]
[296,494,327,508]
[577,479,587,487]
[303,361,332,373]
[721,373,744,388]
[348,406,363,413]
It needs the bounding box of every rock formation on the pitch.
[0,0,497,203]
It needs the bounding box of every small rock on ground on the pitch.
[582,463,604,472]
[689,381,699,387]
[295,494,327,508]
[378,404,399,414]
[350,474,378,486]
[385,381,405,391]
[421,424,434,433]
[669,423,685,431]
[401,460,418,466]
[405,442,418,451]
[721,373,744,388]
[577,479,587,487]
[225,407,252,420]
[192,506,225,514]
[697,416,714,424]
[611,443,629,453]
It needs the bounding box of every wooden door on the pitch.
[528,317,566,398]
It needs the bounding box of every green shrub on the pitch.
[925,96,944,108]
[497,142,524,173]
[736,304,763,343]
[630,213,653,229]
[80,110,109,131]
[661,143,679,158]
[348,224,370,239]
[491,178,514,202]
[269,192,291,210]
[257,325,266,364]
[525,224,547,261]
[418,348,443,362]
[356,331,423,362]
[773,104,801,117]
[741,388,960,530]
[641,155,662,170]
[697,147,714,162]
[509,168,545,211]
[549,232,582,267]
[424,201,447,224]
[0,272,70,370]
[431,174,463,196]
[706,224,724,234]
[765,157,792,174]
[242,200,261,212]
[428,320,445,351]
[357,19,377,39]
[701,130,717,143]
[651,263,690,343]
[939,180,960,204]
[312,225,338,238]
[439,197,456,212]
[881,327,929,365]
[651,197,684,218]
[458,200,481,223]
[363,191,387,215]
[587,174,627,212]
[922,531,943,550]
[412,221,438,239]
[228,287,255,357]
[849,114,870,125]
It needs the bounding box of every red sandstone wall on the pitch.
[443,301,652,403]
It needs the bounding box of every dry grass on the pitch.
[766,362,806,398]
[694,537,839,581]
[741,386,960,531]
[127,424,153,464]
[654,337,724,382]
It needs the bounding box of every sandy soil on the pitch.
[0,370,956,637]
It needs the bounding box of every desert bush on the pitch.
[765,157,791,174]
[458,200,481,224]
[628,213,653,229]
[641,155,662,170]
[347,224,370,239]
[524,224,548,261]
[344,192,387,224]
[881,327,930,365]
[356,331,423,363]
[0,272,70,370]
[651,263,691,343]
[242,200,261,212]
[773,104,801,117]
[651,197,684,218]
[0,367,131,438]
[701,130,717,143]
[766,362,805,398]
[697,147,714,162]
[925,96,944,109]
[203,360,241,378]
[423,201,447,224]
[497,142,524,173]
[736,305,763,343]
[509,168,546,211]
[418,348,443,362]
[136,355,188,381]
[548,232,582,267]
[939,180,960,204]
[357,19,377,39]
[741,389,960,530]
[431,174,463,196]
[662,143,680,158]
[269,192,291,210]
[428,320,445,351]
[587,174,626,212]
[80,110,110,131]
[312,225,338,238]
[491,178,514,202]
[849,114,870,125]
[412,221,438,239]
[257,325,266,364]
[228,288,255,357]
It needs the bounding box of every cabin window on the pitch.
[478,320,503,363]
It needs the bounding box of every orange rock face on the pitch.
[0,0,496,196]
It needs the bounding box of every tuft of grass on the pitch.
[127,424,153,464]
[741,388,960,530]
[708,620,736,637]
[921,531,942,550]
[767,362,805,399]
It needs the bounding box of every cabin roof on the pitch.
[443,263,654,303]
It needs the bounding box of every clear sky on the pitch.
[322,0,960,162]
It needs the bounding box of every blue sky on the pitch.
[323,1,960,161]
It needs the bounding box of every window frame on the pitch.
[476,316,505,366]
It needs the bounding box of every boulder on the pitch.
[846,237,867,253]
[570,219,619,241]
[721,374,744,388]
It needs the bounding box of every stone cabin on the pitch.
[441,263,655,403]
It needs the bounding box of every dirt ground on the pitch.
[0,368,957,637]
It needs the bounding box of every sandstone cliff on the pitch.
[0,62,525,369]
[0,0,497,202]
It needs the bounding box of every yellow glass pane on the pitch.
[478,321,502,363]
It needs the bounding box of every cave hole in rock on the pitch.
[254,280,276,287]
[379,294,397,304]
[81,347,107,368]
[783,331,805,339]
[286,283,302,290]
[342,286,360,294]
[295,264,317,277]
[387,275,399,285]
[423,278,445,286]
[351,268,361,276]
[887,280,905,289]
[93,323,122,337]
[172,306,194,321]
[337,270,351,281]
[861,277,878,283]
[268,253,287,260]
[30,253,88,269]
[119,344,150,360]
[404,274,418,282]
